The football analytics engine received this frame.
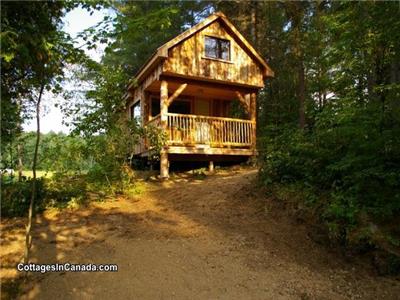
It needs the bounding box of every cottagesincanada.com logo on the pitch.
[17,263,118,273]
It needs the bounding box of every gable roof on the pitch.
[129,12,274,89]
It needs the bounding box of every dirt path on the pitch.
[1,168,399,299]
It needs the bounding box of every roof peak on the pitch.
[131,11,273,87]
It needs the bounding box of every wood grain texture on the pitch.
[163,20,265,87]
[127,13,267,160]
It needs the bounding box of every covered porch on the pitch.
[131,75,258,177]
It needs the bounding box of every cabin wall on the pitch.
[163,20,264,87]
[126,64,163,124]
[146,92,237,119]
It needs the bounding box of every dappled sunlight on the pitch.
[1,167,399,299]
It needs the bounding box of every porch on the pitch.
[129,76,259,178]
[147,112,255,156]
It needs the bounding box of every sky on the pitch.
[22,7,109,134]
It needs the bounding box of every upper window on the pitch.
[205,36,230,61]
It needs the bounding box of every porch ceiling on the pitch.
[145,77,256,101]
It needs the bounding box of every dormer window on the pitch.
[205,36,230,61]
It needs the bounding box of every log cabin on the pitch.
[125,12,274,178]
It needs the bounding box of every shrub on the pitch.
[45,173,88,207]
[259,102,400,262]
[1,177,46,217]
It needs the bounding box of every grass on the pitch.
[21,170,53,178]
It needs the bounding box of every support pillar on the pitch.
[160,80,169,179]
[160,80,168,128]
[160,151,169,179]
[208,160,214,173]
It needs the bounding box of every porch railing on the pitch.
[135,113,255,154]
[165,113,254,147]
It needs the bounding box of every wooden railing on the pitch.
[165,113,254,147]
[147,114,161,127]
[135,113,254,154]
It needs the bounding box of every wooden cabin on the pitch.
[125,12,274,178]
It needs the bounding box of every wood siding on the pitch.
[126,64,163,122]
[163,20,264,87]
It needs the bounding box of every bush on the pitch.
[1,177,46,217]
[1,173,90,217]
[259,102,400,263]
[45,173,88,206]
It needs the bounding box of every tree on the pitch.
[1,1,87,264]
[257,1,400,257]
[66,1,213,168]
[284,2,307,129]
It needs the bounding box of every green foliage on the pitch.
[2,1,398,272]
[260,101,400,248]
[62,1,210,185]
[45,173,88,208]
[1,177,46,217]
[260,99,400,240]
[141,124,168,162]
[254,1,400,265]
[2,131,91,173]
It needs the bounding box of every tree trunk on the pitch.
[288,2,306,129]
[17,99,23,181]
[298,61,306,129]
[251,1,258,49]
[24,82,44,264]
[251,1,260,126]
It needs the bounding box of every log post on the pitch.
[160,80,168,128]
[160,80,169,179]
[160,151,169,179]
[208,160,214,173]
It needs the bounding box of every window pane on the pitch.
[205,37,218,58]
[219,40,230,60]
[131,102,141,123]
[205,36,230,60]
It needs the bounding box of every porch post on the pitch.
[208,160,214,173]
[160,151,169,179]
[160,80,169,179]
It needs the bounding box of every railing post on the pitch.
[160,80,169,179]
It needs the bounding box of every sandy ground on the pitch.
[1,167,399,299]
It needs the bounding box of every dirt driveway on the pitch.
[1,168,399,299]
